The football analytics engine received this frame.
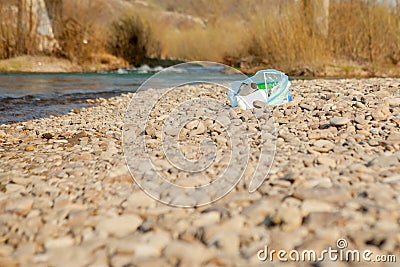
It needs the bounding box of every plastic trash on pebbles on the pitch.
[227,69,292,109]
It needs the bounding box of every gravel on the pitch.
[0,78,399,266]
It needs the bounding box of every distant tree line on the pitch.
[1,0,399,71]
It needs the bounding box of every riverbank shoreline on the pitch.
[1,55,400,78]
[0,55,128,73]
[0,78,399,266]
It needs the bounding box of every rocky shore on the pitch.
[0,78,399,266]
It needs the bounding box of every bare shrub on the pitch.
[106,14,155,65]
[0,2,18,59]
[329,0,400,64]
[1,0,399,71]
[245,2,327,70]
[57,0,104,64]
[0,0,39,59]
[148,0,400,71]
[58,18,97,64]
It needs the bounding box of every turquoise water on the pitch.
[0,66,244,124]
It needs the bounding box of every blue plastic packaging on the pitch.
[228,69,292,109]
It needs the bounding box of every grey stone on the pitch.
[316,155,336,167]
[300,103,315,111]
[329,116,350,126]
[96,215,143,237]
[368,154,399,168]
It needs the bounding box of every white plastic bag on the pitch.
[228,69,292,109]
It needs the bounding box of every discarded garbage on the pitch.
[228,69,292,109]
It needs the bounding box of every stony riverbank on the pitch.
[0,78,399,266]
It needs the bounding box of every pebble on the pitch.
[163,241,213,266]
[190,121,206,135]
[368,138,380,146]
[5,183,26,192]
[313,139,335,152]
[164,125,180,136]
[185,120,198,130]
[372,105,390,121]
[386,97,400,106]
[300,103,315,111]
[53,139,68,144]
[276,207,302,231]
[192,212,220,227]
[45,237,74,250]
[294,186,351,202]
[301,199,335,216]
[242,200,276,225]
[355,102,366,108]
[1,78,399,265]
[316,155,336,167]
[96,215,143,237]
[383,175,400,184]
[25,145,35,152]
[354,115,366,125]
[123,191,156,209]
[308,129,331,140]
[368,154,399,168]
[47,247,92,267]
[41,133,53,139]
[329,116,350,126]
[0,245,14,257]
[387,132,400,142]
[210,231,240,253]
[6,198,34,216]
[253,100,267,109]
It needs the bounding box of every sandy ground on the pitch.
[0,55,127,73]
[0,78,399,267]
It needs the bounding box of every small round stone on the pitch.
[329,116,350,126]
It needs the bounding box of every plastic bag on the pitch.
[228,69,292,109]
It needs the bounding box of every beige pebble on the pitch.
[25,145,35,152]
[301,199,336,216]
[185,120,199,130]
[330,116,350,126]
[1,79,400,265]
[313,139,335,152]
[45,236,74,250]
[163,241,213,266]
[6,198,34,216]
[0,245,14,257]
[96,214,143,238]
[316,155,336,168]
[123,191,156,209]
[383,175,400,184]
[210,230,240,253]
[277,207,302,231]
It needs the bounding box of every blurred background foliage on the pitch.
[0,0,399,74]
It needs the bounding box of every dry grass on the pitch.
[0,0,38,59]
[0,0,399,74]
[156,20,247,62]
[57,1,106,64]
[245,2,328,70]
[141,0,328,70]
[151,0,400,72]
[329,0,400,65]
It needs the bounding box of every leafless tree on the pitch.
[303,0,330,38]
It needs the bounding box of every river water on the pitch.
[0,65,244,124]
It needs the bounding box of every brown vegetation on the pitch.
[0,0,399,75]
[107,14,158,65]
[148,0,400,74]
[329,0,400,65]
